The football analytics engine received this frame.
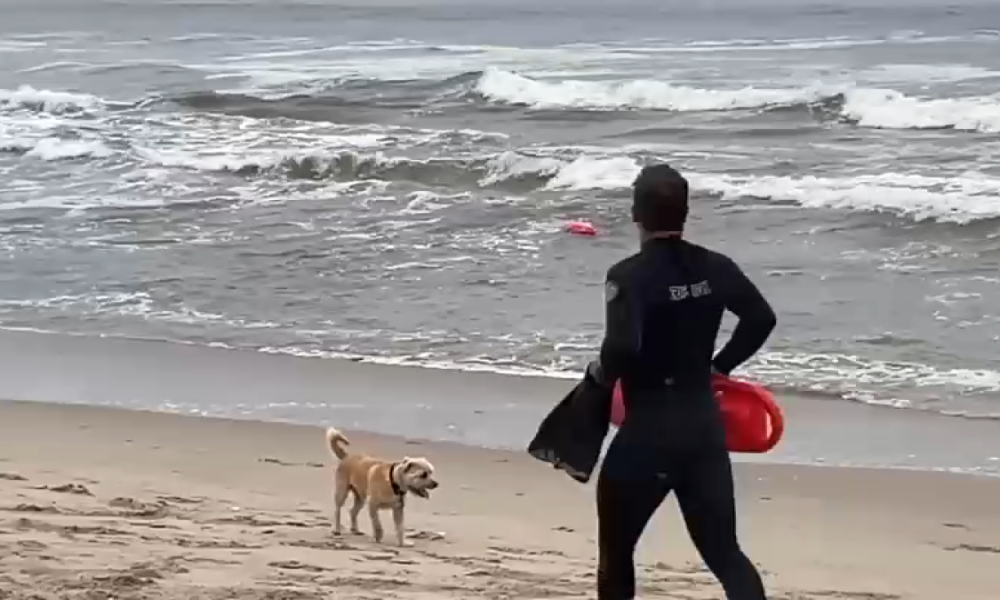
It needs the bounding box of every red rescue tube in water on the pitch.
[610,374,784,453]
[566,221,597,236]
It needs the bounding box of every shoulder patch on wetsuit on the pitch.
[605,280,619,303]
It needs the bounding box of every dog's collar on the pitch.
[389,462,405,498]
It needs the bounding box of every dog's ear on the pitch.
[401,457,417,472]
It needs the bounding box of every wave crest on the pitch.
[474,67,826,112]
[0,85,104,114]
[474,69,1000,132]
[172,70,1000,134]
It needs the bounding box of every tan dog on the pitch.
[324,427,438,546]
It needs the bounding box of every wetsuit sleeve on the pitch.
[712,257,777,375]
[594,264,638,388]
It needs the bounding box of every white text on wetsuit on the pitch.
[669,280,712,301]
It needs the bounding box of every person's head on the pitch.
[630,163,689,242]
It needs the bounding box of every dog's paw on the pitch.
[350,528,363,536]
[398,540,414,548]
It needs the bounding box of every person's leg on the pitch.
[673,448,767,600]
[596,443,672,600]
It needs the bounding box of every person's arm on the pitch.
[589,264,639,388]
[712,257,777,375]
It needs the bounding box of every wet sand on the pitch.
[1,329,998,477]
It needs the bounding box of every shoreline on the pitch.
[2,398,1000,600]
[4,324,1000,423]
[1,328,999,477]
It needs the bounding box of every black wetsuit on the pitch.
[593,237,776,600]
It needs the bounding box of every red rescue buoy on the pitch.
[610,374,784,453]
[566,221,597,236]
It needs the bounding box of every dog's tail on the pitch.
[325,427,351,461]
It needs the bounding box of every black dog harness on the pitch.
[389,462,406,501]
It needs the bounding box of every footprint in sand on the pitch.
[174,537,264,550]
[268,560,327,572]
[39,483,93,496]
[946,543,1000,554]
[220,515,313,528]
[0,472,27,481]
[108,497,169,518]
[156,495,204,505]
[63,524,130,536]
[259,457,296,466]
[87,570,164,589]
[362,551,400,562]
[487,544,567,559]
[806,591,901,600]
[7,503,61,514]
[282,539,356,551]
[259,457,326,469]
[15,539,48,551]
[408,530,446,541]
[15,518,128,537]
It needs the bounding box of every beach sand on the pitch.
[1,399,999,600]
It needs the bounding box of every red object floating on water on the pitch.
[610,374,785,454]
[566,221,597,236]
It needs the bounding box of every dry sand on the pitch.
[1,399,999,600]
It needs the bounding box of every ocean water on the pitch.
[2,0,1000,420]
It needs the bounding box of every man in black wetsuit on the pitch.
[588,163,776,600]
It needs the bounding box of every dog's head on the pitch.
[394,457,438,499]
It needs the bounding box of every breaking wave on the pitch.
[472,69,1000,132]
[159,69,1000,133]
[117,146,999,224]
[6,135,999,224]
[8,71,1000,135]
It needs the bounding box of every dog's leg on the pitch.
[368,503,384,543]
[392,504,411,547]
[332,481,350,536]
[348,488,364,535]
